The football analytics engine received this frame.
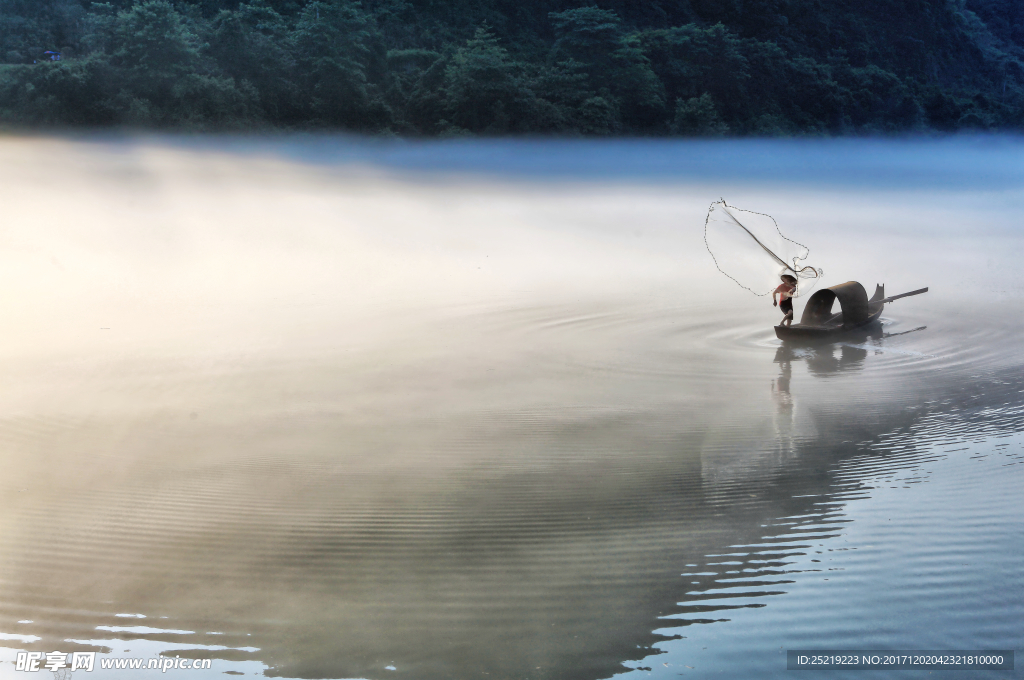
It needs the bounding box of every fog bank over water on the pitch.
[0,135,1021,680]
[137,134,1024,189]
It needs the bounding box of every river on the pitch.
[0,134,1021,679]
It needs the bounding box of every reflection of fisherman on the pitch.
[773,274,797,327]
[771,352,795,455]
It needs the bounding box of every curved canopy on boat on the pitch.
[799,281,872,328]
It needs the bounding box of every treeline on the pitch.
[1,0,1023,134]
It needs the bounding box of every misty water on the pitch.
[0,135,1022,680]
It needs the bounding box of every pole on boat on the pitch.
[879,287,928,304]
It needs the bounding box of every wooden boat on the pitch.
[775,282,928,341]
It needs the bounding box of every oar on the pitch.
[884,325,927,338]
[878,287,928,304]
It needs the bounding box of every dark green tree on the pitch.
[290,0,389,128]
[549,7,663,130]
[672,93,729,135]
[208,1,298,122]
[442,26,521,132]
[0,0,1022,133]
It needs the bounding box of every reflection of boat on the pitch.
[774,324,928,376]
[775,282,927,341]
[775,339,869,376]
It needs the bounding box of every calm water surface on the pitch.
[0,135,1021,679]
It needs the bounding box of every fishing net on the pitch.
[704,199,823,297]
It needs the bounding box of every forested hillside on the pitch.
[1,0,1022,134]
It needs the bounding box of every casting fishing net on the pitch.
[704,199,823,297]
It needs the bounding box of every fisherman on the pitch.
[773,274,797,327]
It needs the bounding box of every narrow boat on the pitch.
[775,281,928,341]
